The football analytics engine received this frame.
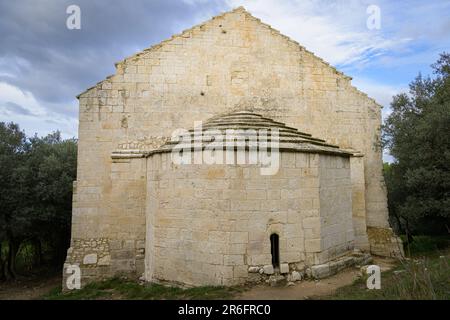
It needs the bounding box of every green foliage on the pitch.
[326,250,450,300]
[383,52,450,235]
[44,277,240,300]
[0,123,77,278]
[45,244,450,301]
[0,123,27,238]
[400,235,450,255]
[15,132,77,261]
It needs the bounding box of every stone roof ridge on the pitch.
[150,110,354,157]
[237,10,381,107]
[77,7,246,98]
[119,7,246,64]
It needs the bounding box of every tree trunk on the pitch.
[401,218,414,257]
[405,220,414,244]
[7,240,19,279]
[33,238,42,268]
[389,205,404,234]
[0,242,5,281]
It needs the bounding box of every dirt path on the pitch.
[0,257,397,300]
[236,257,397,300]
[0,275,61,300]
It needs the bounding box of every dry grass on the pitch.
[328,246,450,300]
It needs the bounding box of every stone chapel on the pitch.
[63,7,403,289]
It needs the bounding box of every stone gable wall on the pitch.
[66,8,397,288]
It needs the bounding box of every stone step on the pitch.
[186,127,325,142]
[154,110,348,156]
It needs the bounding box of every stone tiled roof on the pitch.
[152,110,352,156]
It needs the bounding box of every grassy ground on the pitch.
[42,236,450,300]
[43,277,242,300]
[324,236,450,300]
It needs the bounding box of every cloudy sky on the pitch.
[1,0,449,151]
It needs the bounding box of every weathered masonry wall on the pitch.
[144,151,353,286]
[350,156,369,250]
[146,152,317,286]
[66,7,401,288]
[65,157,147,285]
[318,155,354,263]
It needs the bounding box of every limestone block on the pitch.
[230,232,248,244]
[342,256,354,267]
[263,265,274,275]
[268,275,285,286]
[311,264,330,279]
[267,190,281,200]
[303,217,321,229]
[280,263,289,274]
[304,227,320,239]
[248,273,264,283]
[224,255,244,266]
[246,190,267,200]
[83,253,98,265]
[136,240,145,249]
[113,259,135,273]
[229,243,246,254]
[305,239,321,252]
[281,153,296,168]
[233,265,248,278]
[282,251,303,262]
[111,250,135,260]
[354,253,372,266]
[295,153,309,168]
[248,266,260,273]
[98,255,111,266]
[287,210,301,224]
[291,271,302,281]
[109,240,122,250]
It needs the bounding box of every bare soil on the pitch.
[235,257,397,300]
[0,257,397,300]
[0,274,61,300]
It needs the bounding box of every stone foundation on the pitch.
[367,227,404,258]
[245,251,372,286]
[63,238,145,289]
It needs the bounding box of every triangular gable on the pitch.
[78,6,379,107]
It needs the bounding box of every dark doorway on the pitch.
[270,233,280,268]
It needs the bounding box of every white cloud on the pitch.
[225,0,411,68]
[0,82,78,138]
[349,78,408,163]
[222,0,415,164]
[351,78,407,117]
[0,82,44,115]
